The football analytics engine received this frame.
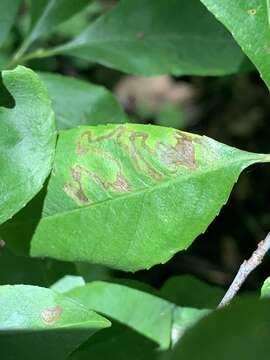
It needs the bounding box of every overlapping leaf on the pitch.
[0,285,110,360]
[47,0,249,76]
[31,124,270,271]
[200,0,270,89]
[0,66,56,225]
[64,280,209,349]
[165,299,270,360]
[38,72,127,129]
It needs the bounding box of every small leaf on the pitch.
[70,322,159,360]
[0,285,110,360]
[38,72,128,129]
[48,0,249,76]
[165,299,270,360]
[0,66,56,225]
[200,0,270,89]
[0,0,21,46]
[31,124,269,271]
[261,276,270,298]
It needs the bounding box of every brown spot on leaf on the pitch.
[247,8,256,16]
[111,174,133,192]
[40,306,63,325]
[64,166,91,205]
[159,135,196,170]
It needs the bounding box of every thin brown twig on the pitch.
[218,232,270,308]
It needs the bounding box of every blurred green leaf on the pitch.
[200,0,270,89]
[47,0,249,76]
[165,299,270,360]
[0,66,56,225]
[0,248,76,286]
[0,285,110,360]
[0,0,21,46]
[26,0,90,46]
[38,72,128,129]
[161,275,224,309]
[30,124,269,271]
[157,104,186,129]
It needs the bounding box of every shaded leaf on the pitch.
[161,275,224,309]
[48,0,249,76]
[0,247,76,287]
[0,66,56,225]
[0,0,21,46]
[69,322,159,360]
[31,123,270,271]
[165,299,270,360]
[38,72,127,129]
[200,0,270,89]
[0,285,110,360]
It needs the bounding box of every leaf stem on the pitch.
[218,232,270,308]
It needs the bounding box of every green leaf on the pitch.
[165,298,270,360]
[261,276,270,298]
[65,280,209,350]
[65,281,174,349]
[26,0,90,46]
[47,0,249,76]
[161,275,224,309]
[0,66,56,225]
[0,0,21,46]
[38,72,128,129]
[51,275,85,293]
[200,0,270,89]
[0,285,110,360]
[30,124,269,271]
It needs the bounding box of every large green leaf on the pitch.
[0,285,110,360]
[0,66,56,225]
[0,0,21,46]
[200,0,270,89]
[65,280,208,350]
[46,0,249,76]
[38,72,128,129]
[165,299,270,360]
[31,124,270,271]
